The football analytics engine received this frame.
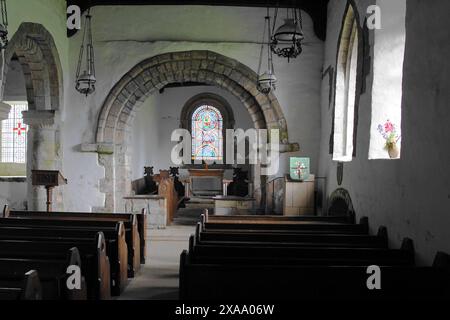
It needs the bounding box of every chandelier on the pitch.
[270,6,304,62]
[75,9,96,96]
[257,11,277,94]
[0,0,8,50]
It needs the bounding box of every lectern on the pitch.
[31,170,67,212]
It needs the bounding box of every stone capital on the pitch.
[81,143,114,155]
[22,110,56,129]
[0,101,12,121]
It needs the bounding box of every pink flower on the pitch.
[384,120,394,133]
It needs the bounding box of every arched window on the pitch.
[332,4,359,162]
[368,0,405,160]
[191,105,223,162]
[180,93,235,166]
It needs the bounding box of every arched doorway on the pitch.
[94,50,297,212]
[1,23,64,210]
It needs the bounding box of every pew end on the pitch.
[96,232,112,300]
[65,247,87,300]
[2,205,9,218]
[138,208,147,264]
[179,250,188,300]
[21,270,43,300]
[195,222,202,244]
[433,251,450,269]
[377,226,389,247]
[115,222,129,295]
[401,238,415,254]
[189,234,196,254]
[128,214,141,278]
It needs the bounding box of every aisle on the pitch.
[118,225,194,300]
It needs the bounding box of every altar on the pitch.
[186,169,227,197]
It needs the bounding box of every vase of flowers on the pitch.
[377,120,401,159]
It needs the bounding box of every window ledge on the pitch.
[0,176,27,183]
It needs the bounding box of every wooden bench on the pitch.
[188,234,415,266]
[0,232,110,300]
[196,223,389,248]
[0,270,42,300]
[202,211,355,224]
[180,215,449,300]
[4,206,146,266]
[0,221,127,296]
[201,217,369,234]
[180,250,450,300]
[0,215,139,278]
[0,247,87,300]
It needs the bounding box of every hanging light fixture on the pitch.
[270,4,304,62]
[257,11,277,94]
[76,8,96,96]
[0,0,8,50]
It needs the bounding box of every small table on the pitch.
[187,169,225,197]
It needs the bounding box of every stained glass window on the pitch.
[1,102,28,163]
[191,105,223,161]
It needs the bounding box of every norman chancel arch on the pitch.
[90,50,298,212]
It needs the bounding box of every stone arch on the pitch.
[1,23,64,210]
[94,50,296,211]
[3,22,63,111]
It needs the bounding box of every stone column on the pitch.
[22,110,62,211]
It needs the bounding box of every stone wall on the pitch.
[131,85,254,181]
[63,5,324,211]
[318,0,450,265]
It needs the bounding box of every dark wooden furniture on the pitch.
[0,247,87,300]
[179,214,450,300]
[31,170,67,212]
[0,232,111,300]
[0,270,42,300]
[3,207,146,273]
[0,220,128,296]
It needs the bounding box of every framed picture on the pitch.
[289,157,310,181]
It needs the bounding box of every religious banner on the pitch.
[289,157,310,181]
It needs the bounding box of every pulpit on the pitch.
[31,170,67,212]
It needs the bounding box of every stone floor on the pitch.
[117,225,194,300]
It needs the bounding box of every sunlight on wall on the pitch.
[369,0,406,160]
[333,5,358,162]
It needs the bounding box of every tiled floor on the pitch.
[118,225,194,300]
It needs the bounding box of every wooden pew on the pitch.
[0,215,139,278]
[202,211,354,224]
[188,234,415,266]
[0,247,87,300]
[0,232,110,300]
[0,222,127,296]
[201,217,369,234]
[196,223,389,248]
[0,270,42,300]
[179,250,450,300]
[4,206,146,266]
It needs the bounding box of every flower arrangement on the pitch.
[377,120,401,156]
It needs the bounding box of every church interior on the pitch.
[0,0,449,303]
